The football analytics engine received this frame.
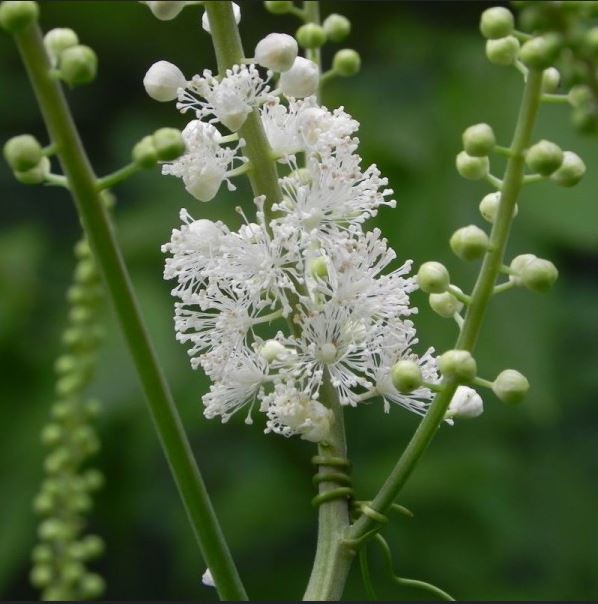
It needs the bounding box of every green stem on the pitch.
[96,162,141,191]
[12,22,246,602]
[348,69,544,543]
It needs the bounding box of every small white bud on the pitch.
[279,57,319,98]
[509,253,558,293]
[479,192,518,224]
[143,60,186,102]
[447,386,484,419]
[255,33,298,72]
[259,340,288,363]
[300,401,333,443]
[455,151,489,180]
[508,254,537,286]
[525,139,564,176]
[542,67,560,93]
[202,2,241,33]
[492,369,529,404]
[201,568,215,588]
[187,219,222,249]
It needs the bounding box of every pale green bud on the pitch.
[332,48,361,76]
[479,191,518,224]
[519,34,562,70]
[3,134,43,171]
[40,423,62,446]
[541,67,560,93]
[568,85,592,108]
[51,401,76,420]
[264,0,293,14]
[585,27,598,57]
[479,7,514,39]
[455,151,489,180]
[520,257,558,293]
[310,256,328,279]
[56,373,84,397]
[391,360,423,393]
[429,291,463,318]
[83,468,105,491]
[72,492,93,513]
[486,36,520,66]
[44,448,69,474]
[449,225,489,261]
[152,127,185,161]
[323,13,351,42]
[74,258,98,284]
[492,369,529,404]
[74,238,91,259]
[550,151,585,187]
[132,135,159,168]
[416,261,450,293]
[32,544,53,564]
[58,44,98,86]
[62,561,85,584]
[14,156,50,185]
[80,573,105,598]
[296,23,327,49]
[30,564,53,588]
[0,1,39,33]
[44,28,79,63]
[38,518,68,541]
[81,535,105,559]
[525,139,563,176]
[438,349,477,383]
[462,123,495,157]
[33,493,54,515]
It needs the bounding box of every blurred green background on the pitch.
[1,1,597,600]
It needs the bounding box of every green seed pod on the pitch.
[264,0,293,14]
[132,135,159,168]
[519,34,562,70]
[0,1,39,33]
[462,123,496,157]
[438,349,477,383]
[14,156,50,185]
[492,369,529,404]
[541,67,560,93]
[323,13,351,42]
[59,44,98,87]
[80,573,106,599]
[30,564,53,588]
[525,139,563,176]
[550,151,586,187]
[520,257,558,292]
[391,360,423,393]
[485,36,520,66]
[152,127,186,161]
[332,48,361,77]
[455,151,489,180]
[429,291,463,318]
[44,28,79,63]
[479,6,514,39]
[3,134,43,171]
[416,261,450,293]
[296,23,327,49]
[479,192,518,224]
[449,225,489,261]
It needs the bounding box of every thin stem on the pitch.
[523,173,545,185]
[541,92,569,104]
[448,284,471,305]
[12,22,246,601]
[96,162,141,191]
[494,144,512,157]
[485,172,503,190]
[493,280,516,294]
[473,376,494,389]
[348,69,544,543]
[44,173,69,188]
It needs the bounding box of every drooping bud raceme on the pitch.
[255,33,298,72]
[202,2,241,34]
[447,386,484,419]
[143,61,187,102]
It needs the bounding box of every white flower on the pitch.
[201,568,215,588]
[255,33,298,72]
[178,65,271,131]
[447,385,484,419]
[143,60,187,102]
[201,2,241,33]
[162,120,246,201]
[279,57,319,98]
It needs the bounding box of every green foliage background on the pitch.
[0,1,597,600]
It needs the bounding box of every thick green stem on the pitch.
[13,22,246,602]
[348,69,544,542]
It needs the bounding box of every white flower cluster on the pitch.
[150,30,440,443]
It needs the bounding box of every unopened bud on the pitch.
[455,151,489,180]
[296,23,327,49]
[279,56,319,98]
[479,191,518,224]
[479,7,514,39]
[264,0,293,14]
[519,34,562,70]
[492,369,529,404]
[40,423,62,446]
[391,360,423,393]
[417,261,450,293]
[447,385,483,419]
[132,135,158,168]
[30,564,53,588]
[462,123,496,157]
[525,139,563,176]
[310,256,328,279]
[568,85,592,108]
[202,2,240,33]
[438,349,477,383]
[255,33,298,72]
[332,48,361,76]
[4,134,43,171]
[44,28,79,63]
[143,60,186,102]
[585,27,598,57]
[550,151,585,187]
[144,0,187,20]
[323,13,351,42]
[81,535,105,559]
[520,257,558,292]
[542,67,560,93]
[59,45,98,86]
[152,127,185,161]
[429,291,463,318]
[260,340,288,362]
[449,225,489,261]
[486,36,520,66]
[14,156,50,185]
[0,0,39,33]
[80,573,105,598]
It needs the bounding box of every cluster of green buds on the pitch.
[44,26,97,87]
[264,1,360,83]
[31,236,107,601]
[2,133,56,186]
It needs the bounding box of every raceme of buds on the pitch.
[3,134,43,171]
[509,254,559,293]
[525,139,564,176]
[417,261,450,293]
[58,45,98,87]
[485,36,520,66]
[492,369,529,404]
[429,291,463,318]
[279,56,319,97]
[142,1,187,21]
[44,28,79,64]
[438,350,477,383]
[550,151,586,187]
[296,23,327,49]
[323,13,351,42]
[518,34,562,70]
[332,49,361,77]
[479,7,514,40]
[449,225,489,261]
[255,33,298,72]
[0,0,39,33]
[456,151,489,180]
[391,360,423,393]
[479,192,518,224]
[143,60,187,102]
[202,2,240,34]
[447,385,484,419]
[462,123,496,157]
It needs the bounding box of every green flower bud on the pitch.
[30,564,53,588]
[572,106,598,134]
[51,400,77,420]
[44,448,69,474]
[438,349,477,383]
[455,151,489,180]
[80,573,106,599]
[492,369,529,404]
[550,151,585,187]
[416,261,450,293]
[485,36,520,66]
[62,561,85,584]
[69,304,93,324]
[56,372,84,397]
[323,13,351,42]
[83,468,104,491]
[32,544,53,564]
[585,27,598,56]
[58,45,98,87]
[38,518,68,541]
[429,291,463,318]
[520,257,558,292]
[519,34,562,70]
[40,423,62,446]
[310,256,328,279]
[462,123,496,157]
[391,360,423,393]
[81,535,105,559]
[74,238,91,259]
[449,225,489,261]
[152,127,186,161]
[479,7,514,39]
[332,48,361,76]
[525,139,563,176]
[479,192,518,224]
[145,0,187,20]
[264,0,293,14]
[541,67,560,93]
[296,23,327,49]
[3,134,43,171]
[568,85,592,108]
[44,28,79,63]
[132,135,158,168]
[438,350,478,382]
[0,1,39,33]
[14,156,50,185]
[72,492,93,513]
[33,493,54,515]
[74,258,99,284]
